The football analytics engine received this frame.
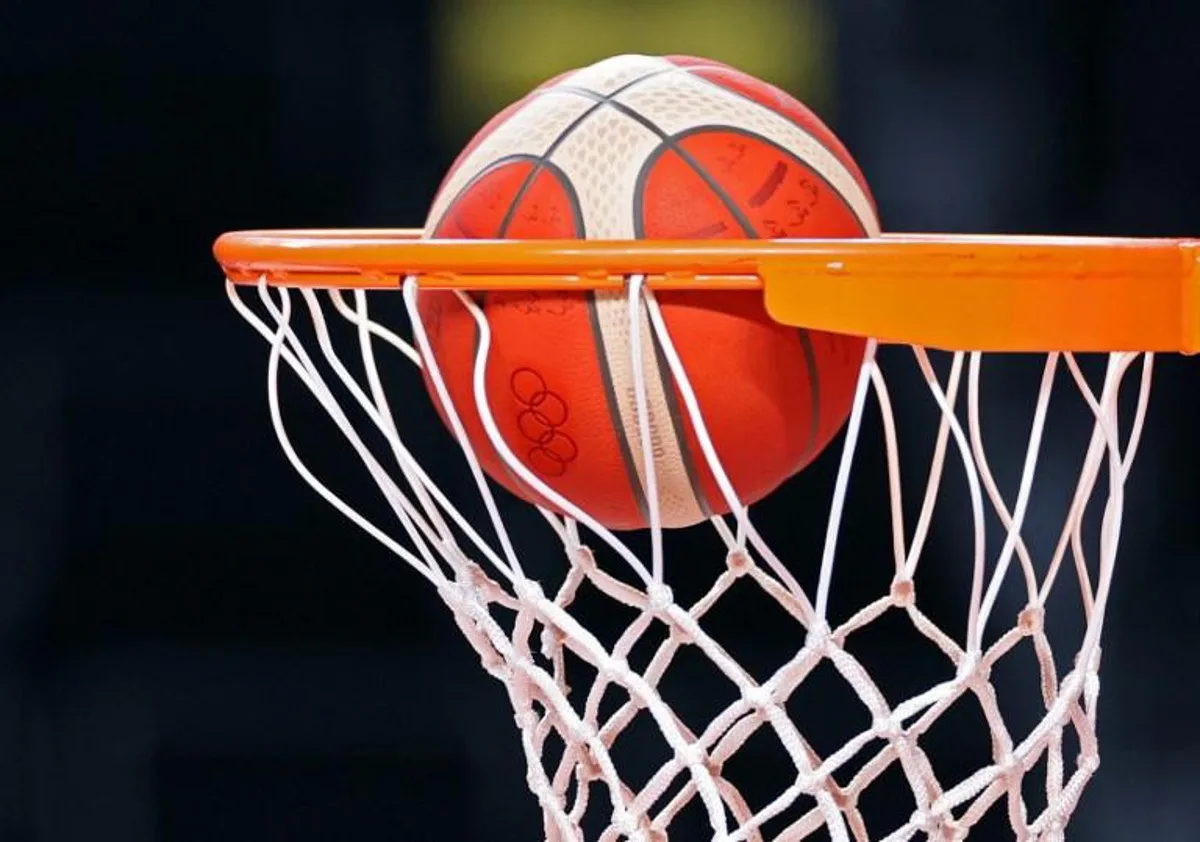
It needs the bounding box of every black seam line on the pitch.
[585,290,650,525]
[796,328,822,466]
[557,85,759,238]
[683,67,873,213]
[495,65,678,237]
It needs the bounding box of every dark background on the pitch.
[3,0,1200,839]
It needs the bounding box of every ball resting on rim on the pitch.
[223,255,1152,840]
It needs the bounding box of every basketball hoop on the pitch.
[217,228,1174,840]
[216,229,1200,353]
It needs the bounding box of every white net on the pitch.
[227,276,1152,842]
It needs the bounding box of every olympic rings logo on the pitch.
[510,367,578,477]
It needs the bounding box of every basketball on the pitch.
[417,54,879,530]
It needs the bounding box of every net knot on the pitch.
[515,577,547,605]
[890,575,916,607]
[442,562,490,613]
[610,808,641,841]
[626,815,667,842]
[646,582,675,614]
[872,715,903,742]
[570,543,597,571]
[539,625,565,661]
[513,706,540,732]
[576,742,604,783]
[675,742,708,772]
[508,673,540,725]
[998,751,1020,783]
[794,770,824,796]
[1085,671,1101,708]
[742,684,774,712]
[910,807,963,840]
[805,620,832,652]
[956,650,985,685]
[1018,604,1045,635]
[604,656,632,682]
[668,623,695,647]
[1059,669,1084,701]
[726,548,753,577]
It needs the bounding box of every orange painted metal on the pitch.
[214,229,1199,352]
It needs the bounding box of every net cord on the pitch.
[225,276,1152,841]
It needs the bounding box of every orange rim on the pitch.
[215,229,1199,353]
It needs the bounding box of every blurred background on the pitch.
[4,0,1200,839]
